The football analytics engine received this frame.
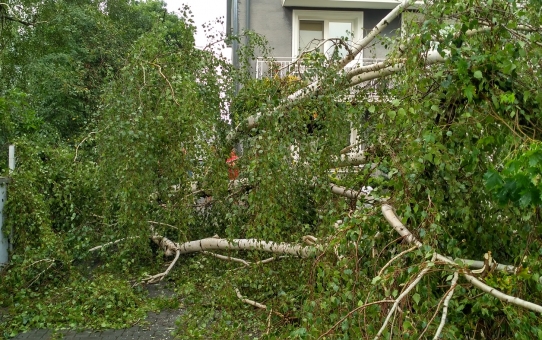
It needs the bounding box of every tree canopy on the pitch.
[1,0,542,338]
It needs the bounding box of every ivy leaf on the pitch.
[528,151,542,167]
[519,188,540,208]
[464,84,476,102]
[484,170,503,190]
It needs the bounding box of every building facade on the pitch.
[227,0,413,78]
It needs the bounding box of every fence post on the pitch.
[1,145,15,266]
[8,145,14,253]
[0,177,9,266]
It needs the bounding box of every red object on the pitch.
[226,150,239,180]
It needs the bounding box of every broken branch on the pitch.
[89,237,139,252]
[374,253,437,340]
[433,272,459,340]
[381,204,542,314]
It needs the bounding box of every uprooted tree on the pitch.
[2,0,542,338]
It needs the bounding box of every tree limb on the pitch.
[174,236,317,258]
[381,204,542,314]
[433,272,459,340]
[202,251,250,266]
[142,249,181,284]
[336,0,413,70]
[374,253,437,340]
[330,184,363,200]
[234,287,267,310]
[0,3,39,26]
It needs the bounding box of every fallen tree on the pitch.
[91,0,542,336]
[4,0,542,337]
[91,202,542,334]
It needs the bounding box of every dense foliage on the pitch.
[1,0,542,338]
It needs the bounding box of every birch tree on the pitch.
[2,0,542,337]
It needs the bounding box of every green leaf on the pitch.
[412,293,421,305]
[473,70,483,79]
[484,170,503,190]
[464,84,476,102]
[371,276,382,285]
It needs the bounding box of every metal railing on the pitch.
[255,57,393,99]
[255,57,386,79]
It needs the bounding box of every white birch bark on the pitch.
[381,204,542,314]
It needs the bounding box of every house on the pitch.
[226,0,422,163]
[226,0,421,79]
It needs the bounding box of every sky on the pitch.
[165,0,228,49]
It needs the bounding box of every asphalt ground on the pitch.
[12,310,180,340]
[10,283,182,340]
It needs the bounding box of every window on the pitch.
[299,21,324,53]
[293,10,364,60]
[292,11,364,149]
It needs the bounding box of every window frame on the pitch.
[292,10,364,59]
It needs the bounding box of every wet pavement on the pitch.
[13,309,180,339]
[11,283,182,340]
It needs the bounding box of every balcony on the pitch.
[256,57,385,78]
[255,57,392,99]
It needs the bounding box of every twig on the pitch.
[27,261,56,287]
[74,131,99,162]
[23,258,54,269]
[147,220,179,230]
[330,183,365,200]
[234,287,267,310]
[318,300,395,339]
[160,249,180,280]
[148,62,179,106]
[374,253,437,340]
[433,272,459,340]
[202,251,250,266]
[143,249,181,284]
[254,256,289,265]
[334,244,345,261]
[0,3,41,26]
[266,309,273,335]
[204,251,288,267]
[378,245,418,277]
[460,271,542,313]
[382,205,422,247]
[89,237,139,252]
[336,0,413,70]
[302,235,318,245]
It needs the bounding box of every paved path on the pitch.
[12,283,182,340]
[13,310,180,340]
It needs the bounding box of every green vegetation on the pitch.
[1,0,542,338]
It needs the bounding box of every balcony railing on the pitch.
[255,57,386,78]
[255,57,392,99]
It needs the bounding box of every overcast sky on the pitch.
[165,0,227,48]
